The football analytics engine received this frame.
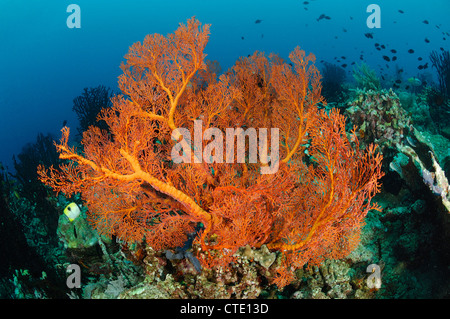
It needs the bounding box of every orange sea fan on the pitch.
[38,17,383,289]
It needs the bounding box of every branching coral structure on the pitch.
[38,18,384,288]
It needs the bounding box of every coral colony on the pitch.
[38,18,383,289]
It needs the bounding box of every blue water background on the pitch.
[0,0,449,170]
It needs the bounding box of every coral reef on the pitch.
[0,167,55,298]
[290,260,363,299]
[3,18,450,301]
[345,88,412,152]
[236,245,277,269]
[361,192,450,298]
[37,17,384,289]
[395,127,450,213]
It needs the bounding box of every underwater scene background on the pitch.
[0,0,449,300]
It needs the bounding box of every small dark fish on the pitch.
[241,36,244,40]
[341,56,346,59]
[398,10,404,14]
[376,47,381,51]
[423,20,429,24]
[393,83,400,89]
[395,80,402,84]
[324,15,331,20]
[405,85,410,90]
[381,45,386,49]
[381,75,385,80]
[408,49,414,54]
[391,49,397,53]
[418,65,423,70]
[365,33,374,39]
[351,62,355,65]
[418,57,423,61]
[343,28,347,32]
[303,1,309,4]
[423,62,428,69]
[341,64,347,68]
[382,56,390,62]
[441,47,445,51]
[255,19,262,24]
[374,43,380,46]
[425,38,430,43]
[261,34,264,38]
[62,120,67,127]
[317,14,326,21]
[392,56,397,61]
[398,68,404,73]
